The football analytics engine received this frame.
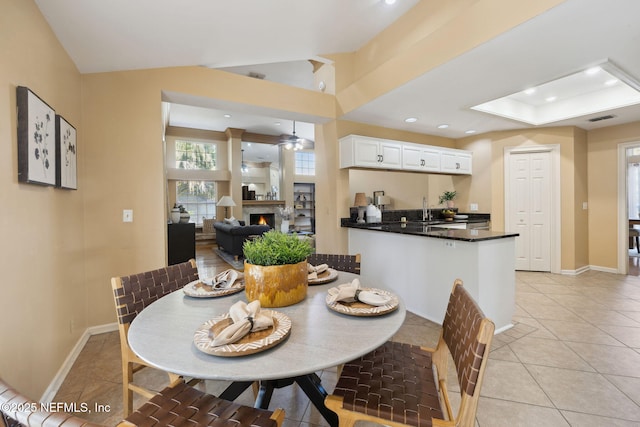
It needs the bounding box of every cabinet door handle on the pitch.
[456,162,460,169]
[421,159,425,166]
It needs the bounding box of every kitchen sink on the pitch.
[405,220,444,225]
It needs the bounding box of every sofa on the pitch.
[214,220,270,259]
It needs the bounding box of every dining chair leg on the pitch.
[218,381,254,401]
[295,375,337,427]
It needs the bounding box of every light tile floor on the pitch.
[52,246,640,427]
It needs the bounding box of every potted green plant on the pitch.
[438,190,457,208]
[243,230,314,307]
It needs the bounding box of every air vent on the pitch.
[248,72,266,79]
[588,114,616,122]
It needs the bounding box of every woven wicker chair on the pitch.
[110,260,199,416]
[202,218,215,235]
[325,279,495,427]
[307,253,361,274]
[0,378,284,427]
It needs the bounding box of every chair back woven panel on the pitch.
[442,282,487,397]
[2,377,278,427]
[125,381,277,427]
[203,218,215,234]
[307,254,360,274]
[0,378,105,427]
[113,261,198,326]
[331,341,443,427]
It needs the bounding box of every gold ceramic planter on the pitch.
[244,260,308,307]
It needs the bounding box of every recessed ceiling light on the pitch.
[465,130,476,134]
[471,60,640,126]
[223,114,231,118]
[404,117,418,123]
[384,0,397,4]
[437,124,449,129]
[585,67,601,75]
[524,88,536,95]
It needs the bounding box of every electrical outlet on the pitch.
[470,203,478,211]
[123,209,133,222]
[444,241,456,249]
[582,202,588,210]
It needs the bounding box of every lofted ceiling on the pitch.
[35,0,640,159]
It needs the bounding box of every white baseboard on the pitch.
[589,265,620,274]
[494,323,514,334]
[560,265,591,275]
[40,322,118,403]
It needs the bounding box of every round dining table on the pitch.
[127,270,406,426]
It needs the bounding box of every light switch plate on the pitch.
[470,203,478,211]
[123,209,133,222]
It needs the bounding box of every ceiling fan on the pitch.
[279,121,311,150]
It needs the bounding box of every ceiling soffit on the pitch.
[337,0,567,116]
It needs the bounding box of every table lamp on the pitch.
[354,192,368,224]
[217,195,236,218]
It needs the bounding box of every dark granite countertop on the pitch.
[342,221,519,242]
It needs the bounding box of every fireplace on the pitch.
[250,213,275,229]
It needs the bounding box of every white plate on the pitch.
[193,310,291,356]
[183,276,244,298]
[308,268,339,285]
[454,215,469,219]
[326,287,399,317]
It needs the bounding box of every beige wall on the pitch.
[336,0,565,115]
[588,122,640,269]
[572,128,589,269]
[80,67,336,334]
[456,135,493,213]
[0,0,83,398]
[464,127,589,272]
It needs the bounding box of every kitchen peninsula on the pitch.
[343,221,518,332]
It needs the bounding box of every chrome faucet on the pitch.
[423,196,431,221]
[423,196,426,221]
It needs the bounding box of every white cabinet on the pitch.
[340,135,402,169]
[441,150,472,174]
[339,134,472,175]
[402,144,441,172]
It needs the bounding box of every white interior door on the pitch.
[509,151,551,271]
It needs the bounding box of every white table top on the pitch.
[128,271,406,381]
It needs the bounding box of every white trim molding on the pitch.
[617,141,640,274]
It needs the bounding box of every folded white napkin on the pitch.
[211,301,273,347]
[307,263,328,279]
[211,269,239,289]
[327,279,391,306]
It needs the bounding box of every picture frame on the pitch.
[16,86,57,186]
[56,115,77,190]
